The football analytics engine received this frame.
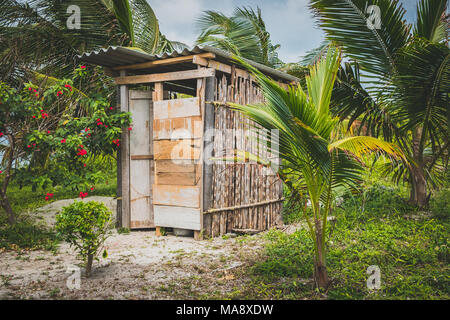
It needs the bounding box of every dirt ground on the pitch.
[0,197,295,300]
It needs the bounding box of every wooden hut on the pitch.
[79,46,298,239]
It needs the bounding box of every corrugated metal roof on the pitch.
[78,45,299,83]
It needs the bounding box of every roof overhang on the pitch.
[78,45,299,84]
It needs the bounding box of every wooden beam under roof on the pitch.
[112,53,216,71]
[193,56,292,90]
[114,68,215,85]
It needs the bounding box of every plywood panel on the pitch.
[154,98,200,120]
[153,116,202,140]
[155,160,196,173]
[154,205,201,230]
[156,172,197,186]
[153,185,200,208]
[154,139,201,160]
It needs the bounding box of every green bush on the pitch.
[430,188,450,220]
[55,200,112,276]
[341,183,412,218]
[0,221,58,251]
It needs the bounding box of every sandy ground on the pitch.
[0,197,295,300]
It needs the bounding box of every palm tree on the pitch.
[0,0,181,84]
[195,6,283,68]
[229,47,405,289]
[309,0,449,207]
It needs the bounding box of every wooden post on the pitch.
[120,70,131,229]
[195,76,206,241]
[201,76,216,238]
[153,82,163,237]
[116,85,122,228]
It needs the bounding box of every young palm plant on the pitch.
[228,48,405,289]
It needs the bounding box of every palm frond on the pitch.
[415,0,448,43]
[310,0,409,82]
[329,136,405,161]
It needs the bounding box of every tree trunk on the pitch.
[410,168,427,208]
[86,254,94,277]
[409,128,428,208]
[409,164,428,207]
[314,222,329,290]
[0,192,15,225]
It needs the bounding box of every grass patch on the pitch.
[0,221,59,251]
[238,184,450,300]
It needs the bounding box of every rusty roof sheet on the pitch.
[78,45,299,83]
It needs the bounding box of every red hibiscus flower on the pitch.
[77,148,87,156]
[80,66,86,69]
[79,192,88,199]
[128,127,132,131]
[61,139,66,143]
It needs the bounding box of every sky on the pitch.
[150,0,420,63]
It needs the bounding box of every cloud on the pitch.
[149,0,420,63]
[150,0,324,62]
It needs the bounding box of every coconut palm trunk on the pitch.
[313,218,329,289]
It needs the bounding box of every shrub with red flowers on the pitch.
[0,67,131,225]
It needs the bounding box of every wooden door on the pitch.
[129,91,154,228]
[152,97,203,231]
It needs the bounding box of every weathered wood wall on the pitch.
[203,73,284,237]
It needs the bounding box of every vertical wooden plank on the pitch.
[195,76,206,240]
[153,82,163,102]
[153,82,163,236]
[116,85,122,228]
[202,76,216,238]
[120,70,130,229]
